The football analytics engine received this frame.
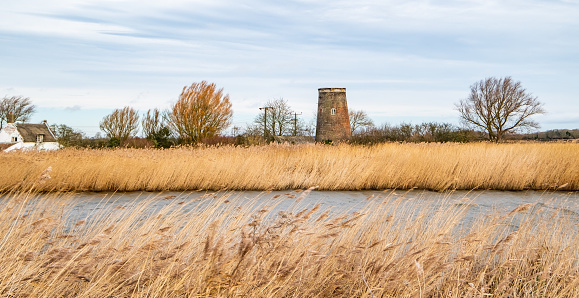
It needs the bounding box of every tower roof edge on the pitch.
[318,88,346,93]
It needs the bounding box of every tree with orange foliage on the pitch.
[169,81,233,144]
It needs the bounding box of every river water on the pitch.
[4,190,579,231]
[59,189,579,223]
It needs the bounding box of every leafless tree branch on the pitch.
[0,96,36,129]
[455,77,545,142]
[99,106,140,144]
[349,109,374,134]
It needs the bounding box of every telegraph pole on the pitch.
[259,107,273,140]
[293,112,302,136]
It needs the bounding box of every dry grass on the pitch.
[1,190,578,297]
[1,142,579,192]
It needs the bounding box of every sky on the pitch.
[1,0,578,136]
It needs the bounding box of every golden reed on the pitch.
[0,191,577,297]
[1,142,578,192]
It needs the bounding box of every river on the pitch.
[6,189,569,228]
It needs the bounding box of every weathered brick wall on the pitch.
[315,88,352,142]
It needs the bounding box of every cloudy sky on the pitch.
[1,0,578,136]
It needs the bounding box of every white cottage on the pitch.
[0,114,60,152]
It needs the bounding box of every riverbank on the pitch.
[1,191,577,297]
[1,142,578,192]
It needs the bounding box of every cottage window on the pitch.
[11,137,17,142]
[37,134,44,143]
[331,108,336,115]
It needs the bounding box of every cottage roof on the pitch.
[16,124,57,142]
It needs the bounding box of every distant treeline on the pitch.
[518,129,579,141]
[350,125,579,144]
[351,125,579,144]
[349,122,483,144]
[50,123,241,148]
[49,123,578,149]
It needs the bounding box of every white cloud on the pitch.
[1,0,578,131]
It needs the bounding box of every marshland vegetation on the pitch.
[1,142,578,192]
[2,142,579,297]
[0,190,577,297]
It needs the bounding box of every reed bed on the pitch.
[0,190,578,297]
[1,142,579,192]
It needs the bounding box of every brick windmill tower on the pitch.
[315,88,351,142]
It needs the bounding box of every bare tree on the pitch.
[349,109,374,134]
[0,96,36,129]
[99,106,140,145]
[168,81,233,144]
[142,108,166,138]
[142,108,173,148]
[292,116,312,137]
[456,77,545,142]
[254,98,294,138]
[50,124,86,147]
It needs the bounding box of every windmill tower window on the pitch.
[331,108,336,115]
